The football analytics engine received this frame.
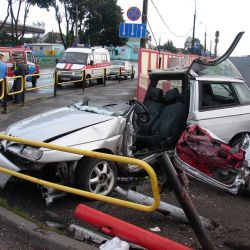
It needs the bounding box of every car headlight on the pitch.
[21,146,43,160]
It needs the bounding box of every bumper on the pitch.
[0,152,21,188]
[58,75,82,82]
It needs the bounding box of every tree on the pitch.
[0,2,10,33]
[42,31,63,43]
[80,0,126,47]
[2,0,52,45]
[160,40,177,53]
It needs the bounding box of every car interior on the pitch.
[135,87,184,150]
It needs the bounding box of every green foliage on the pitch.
[160,40,177,53]
[42,32,64,43]
[79,0,126,47]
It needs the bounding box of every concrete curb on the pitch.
[0,206,97,250]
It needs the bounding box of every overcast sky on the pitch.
[1,0,249,56]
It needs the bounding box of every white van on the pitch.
[55,47,111,84]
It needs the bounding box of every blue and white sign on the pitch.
[119,23,147,38]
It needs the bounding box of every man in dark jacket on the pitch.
[13,58,28,104]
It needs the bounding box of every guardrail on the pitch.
[0,134,160,212]
[1,66,135,113]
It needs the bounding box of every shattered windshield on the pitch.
[190,59,242,78]
[73,103,130,116]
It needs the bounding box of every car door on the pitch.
[194,80,250,143]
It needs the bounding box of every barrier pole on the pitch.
[103,68,106,86]
[0,134,160,212]
[21,77,25,106]
[157,153,215,250]
[82,69,86,90]
[54,71,57,97]
[119,67,122,83]
[2,78,7,113]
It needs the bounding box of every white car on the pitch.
[0,32,250,198]
[109,60,135,79]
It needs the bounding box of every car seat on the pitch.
[137,88,184,147]
[138,87,165,135]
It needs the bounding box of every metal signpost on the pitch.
[119,23,146,39]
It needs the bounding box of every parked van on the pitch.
[55,47,111,85]
[0,47,40,86]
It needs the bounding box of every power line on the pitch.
[147,18,159,47]
[150,0,192,38]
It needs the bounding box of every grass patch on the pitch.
[0,198,65,235]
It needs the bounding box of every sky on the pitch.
[1,0,250,56]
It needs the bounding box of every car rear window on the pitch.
[233,82,250,105]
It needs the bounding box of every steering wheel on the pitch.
[129,99,150,123]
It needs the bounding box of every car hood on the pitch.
[5,106,114,142]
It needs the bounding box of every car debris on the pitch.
[99,236,130,250]
[174,125,250,194]
[115,186,212,228]
[40,186,67,205]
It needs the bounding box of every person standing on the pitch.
[0,53,7,101]
[13,58,28,104]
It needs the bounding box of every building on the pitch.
[28,43,65,57]
[109,38,141,61]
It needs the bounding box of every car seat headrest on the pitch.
[163,88,180,103]
[147,87,163,101]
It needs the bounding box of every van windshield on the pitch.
[61,52,88,64]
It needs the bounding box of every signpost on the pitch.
[127,6,141,21]
[119,23,146,39]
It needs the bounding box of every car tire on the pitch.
[76,158,117,195]
[97,78,104,84]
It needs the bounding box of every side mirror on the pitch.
[90,60,94,66]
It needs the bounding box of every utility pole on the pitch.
[140,0,148,48]
[214,30,219,57]
[191,0,196,54]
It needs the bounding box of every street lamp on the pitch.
[199,21,207,52]
[191,0,196,54]
[74,0,89,45]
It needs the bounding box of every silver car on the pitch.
[0,32,249,197]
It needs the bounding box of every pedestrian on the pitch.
[0,53,7,101]
[0,53,7,79]
[12,58,28,104]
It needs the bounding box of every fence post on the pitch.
[119,67,121,83]
[82,70,86,91]
[2,77,7,113]
[54,71,57,97]
[21,77,25,106]
[103,68,106,87]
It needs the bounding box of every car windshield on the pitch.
[61,52,88,64]
[112,61,125,66]
[190,59,242,78]
[73,103,130,116]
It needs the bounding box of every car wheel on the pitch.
[76,158,117,195]
[97,78,104,84]
[230,134,249,148]
[124,75,128,80]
